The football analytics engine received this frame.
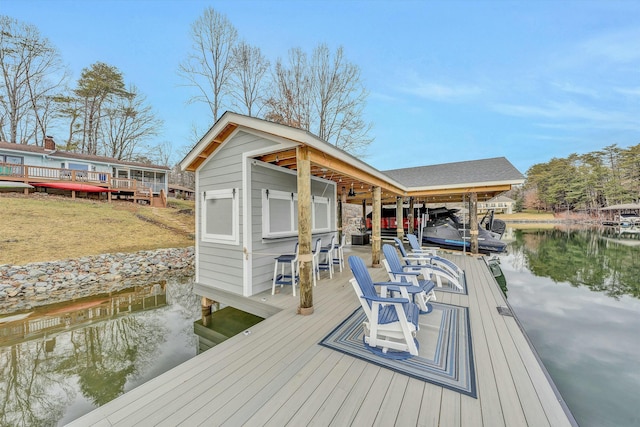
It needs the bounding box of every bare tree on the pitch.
[0,15,67,144]
[265,44,372,154]
[230,41,269,116]
[178,7,238,121]
[100,85,162,160]
[151,140,173,167]
[311,44,371,154]
[264,47,312,129]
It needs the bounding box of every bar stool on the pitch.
[272,243,299,296]
[318,235,336,279]
[312,238,322,286]
[333,234,346,272]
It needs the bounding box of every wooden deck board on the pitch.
[307,360,368,426]
[351,367,395,425]
[470,258,529,426]
[394,379,427,426]
[417,383,443,426]
[67,246,573,427]
[476,260,552,427]
[166,300,354,426]
[374,374,410,425]
[328,364,383,426]
[462,257,506,427]
[260,351,345,426]
[283,354,357,426]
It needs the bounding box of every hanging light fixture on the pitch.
[348,183,356,197]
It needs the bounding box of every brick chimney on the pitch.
[44,136,56,151]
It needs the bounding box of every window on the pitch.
[313,196,330,231]
[1,155,23,175]
[262,189,297,238]
[262,189,332,238]
[5,155,23,165]
[67,162,89,171]
[202,188,239,244]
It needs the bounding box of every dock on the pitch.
[68,246,574,426]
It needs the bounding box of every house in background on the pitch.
[478,195,516,214]
[168,184,195,200]
[0,137,169,206]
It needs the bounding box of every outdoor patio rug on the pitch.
[319,302,476,398]
[435,271,468,295]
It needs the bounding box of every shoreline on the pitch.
[0,246,195,315]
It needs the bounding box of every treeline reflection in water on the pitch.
[0,277,200,427]
[506,226,640,299]
[499,226,640,427]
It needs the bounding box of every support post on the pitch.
[372,186,381,266]
[396,196,404,239]
[470,192,479,254]
[338,188,346,243]
[296,146,313,314]
[408,197,415,235]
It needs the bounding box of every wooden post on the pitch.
[372,186,381,266]
[470,192,479,254]
[396,196,404,239]
[201,297,214,326]
[338,188,346,243]
[108,172,112,202]
[296,146,313,315]
[408,197,415,235]
[362,198,367,230]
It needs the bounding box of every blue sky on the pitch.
[3,0,639,174]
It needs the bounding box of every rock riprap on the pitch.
[0,247,195,314]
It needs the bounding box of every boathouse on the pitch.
[180,112,524,303]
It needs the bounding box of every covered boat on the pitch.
[421,207,507,253]
[0,181,34,189]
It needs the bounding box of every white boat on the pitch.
[0,181,34,189]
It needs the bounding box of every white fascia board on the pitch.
[408,178,525,192]
[180,112,406,190]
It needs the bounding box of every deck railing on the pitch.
[0,162,139,191]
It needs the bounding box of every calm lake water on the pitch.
[498,226,640,427]
[0,276,202,427]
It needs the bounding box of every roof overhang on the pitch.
[180,112,523,205]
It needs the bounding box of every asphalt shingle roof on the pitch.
[382,157,524,188]
[0,141,169,170]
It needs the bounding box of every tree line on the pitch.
[0,15,162,164]
[522,143,640,212]
[0,8,372,171]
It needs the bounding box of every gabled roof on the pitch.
[485,194,516,203]
[0,141,170,171]
[383,158,524,189]
[168,184,195,192]
[180,112,524,203]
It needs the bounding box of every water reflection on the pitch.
[507,226,640,299]
[195,306,264,353]
[500,226,640,427]
[0,277,200,427]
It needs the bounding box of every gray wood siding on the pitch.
[197,131,278,295]
[249,163,336,294]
